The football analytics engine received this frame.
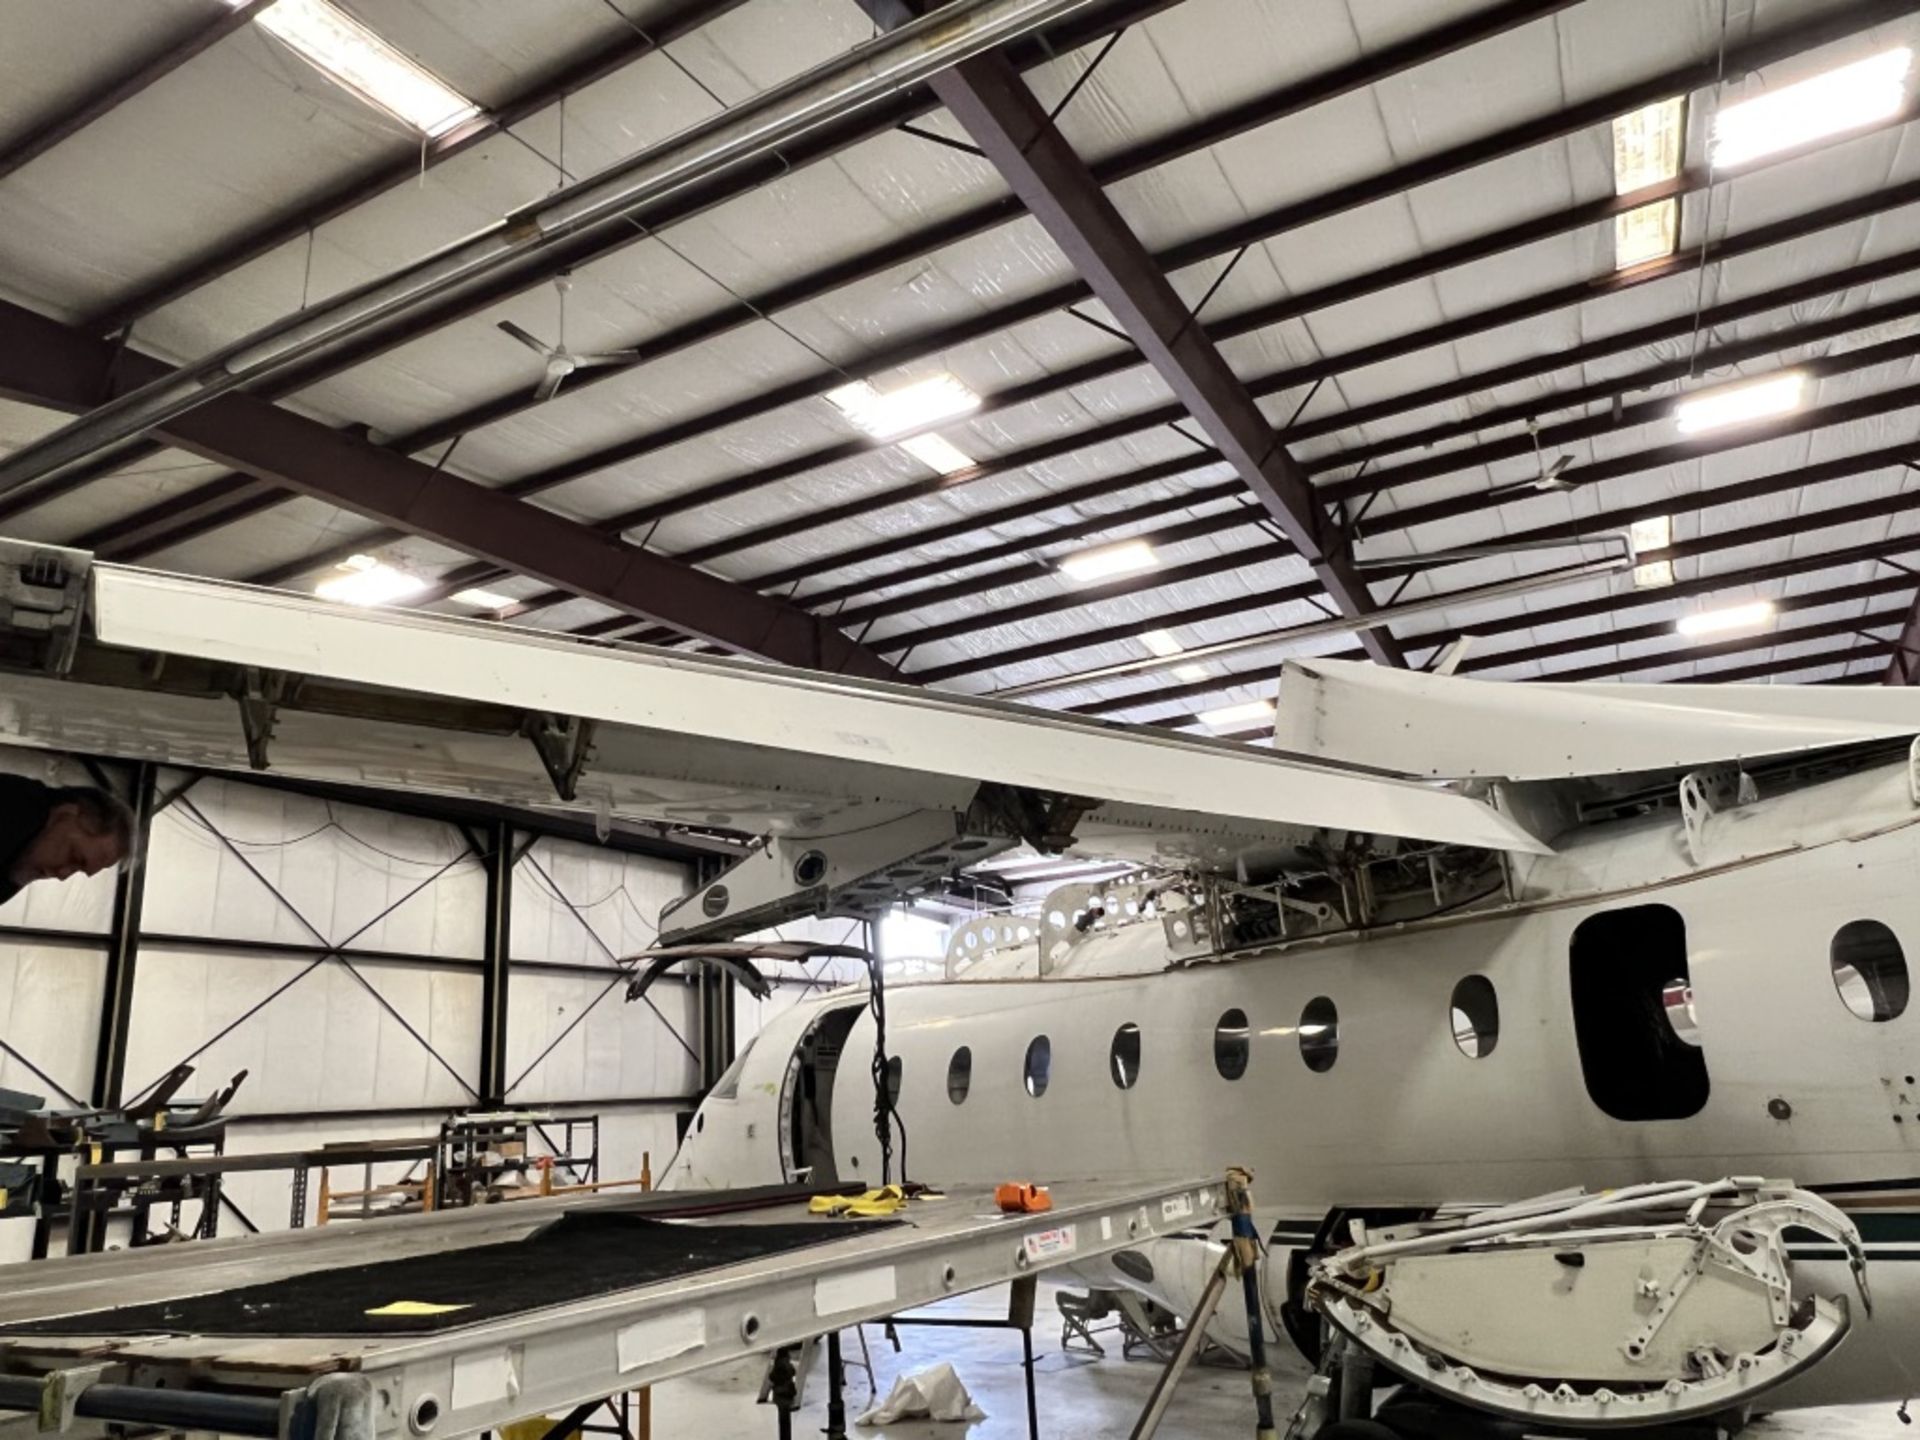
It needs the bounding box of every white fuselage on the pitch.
[666,757,1920,1409]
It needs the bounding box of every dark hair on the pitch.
[47,785,135,849]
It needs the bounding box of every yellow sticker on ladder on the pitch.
[364,1300,472,1317]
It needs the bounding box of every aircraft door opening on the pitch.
[778,1001,863,1185]
[1569,903,1710,1121]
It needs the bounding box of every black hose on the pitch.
[0,1378,285,1438]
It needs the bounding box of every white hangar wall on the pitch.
[0,745,727,1260]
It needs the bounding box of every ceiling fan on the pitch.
[496,272,638,402]
[1485,418,1577,500]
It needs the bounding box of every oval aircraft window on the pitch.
[1831,920,1910,1022]
[1214,1008,1250,1081]
[947,1047,972,1105]
[1110,1023,1142,1090]
[1450,975,1499,1059]
[1299,997,1339,1073]
[1024,1035,1051,1098]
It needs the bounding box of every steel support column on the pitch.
[479,820,516,1106]
[92,763,157,1109]
[860,5,1399,663]
[0,300,898,679]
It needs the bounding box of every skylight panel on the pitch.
[1611,97,1685,269]
[250,0,481,139]
[898,432,978,475]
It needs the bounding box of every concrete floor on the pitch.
[647,1280,1904,1439]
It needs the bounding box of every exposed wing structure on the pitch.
[1274,658,1920,782]
[0,547,1544,940]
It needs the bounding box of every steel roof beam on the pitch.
[0,0,275,183]
[2,0,1184,532]
[854,1,1398,663]
[415,0,1905,521]
[913,490,1920,688]
[73,0,1863,579]
[0,301,896,680]
[383,1,1917,547]
[61,178,1920,580]
[418,244,1920,640]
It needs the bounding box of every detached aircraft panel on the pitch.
[81,565,1546,855]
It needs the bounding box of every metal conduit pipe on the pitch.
[0,1377,288,1438]
[0,0,1095,499]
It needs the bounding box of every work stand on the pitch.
[1128,1167,1279,1440]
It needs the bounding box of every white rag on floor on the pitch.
[855,1363,987,1425]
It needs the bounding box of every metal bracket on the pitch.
[975,782,1098,855]
[659,809,1010,945]
[1678,765,1757,866]
[0,539,90,675]
[524,714,596,802]
[39,1364,108,1433]
[233,669,288,771]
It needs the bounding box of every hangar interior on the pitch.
[2,0,1920,1436]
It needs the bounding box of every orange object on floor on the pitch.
[995,1181,1052,1214]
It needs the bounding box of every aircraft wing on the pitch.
[0,551,1546,940]
[1274,658,1920,781]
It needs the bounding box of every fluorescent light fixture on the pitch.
[827,374,981,440]
[1198,699,1275,730]
[1612,97,1685,269]
[1676,598,1775,638]
[1633,559,1676,589]
[1060,538,1159,584]
[1172,662,1210,683]
[1673,371,1804,434]
[315,554,425,607]
[1713,47,1912,168]
[897,432,977,475]
[255,0,482,138]
[452,587,517,610]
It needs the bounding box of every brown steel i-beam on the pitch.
[0,300,896,680]
[63,0,1899,591]
[857,1,1399,663]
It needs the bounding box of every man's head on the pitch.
[8,786,134,889]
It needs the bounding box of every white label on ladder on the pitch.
[1023,1225,1078,1263]
[617,1309,707,1372]
[1162,1194,1194,1223]
[815,1265,897,1316]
